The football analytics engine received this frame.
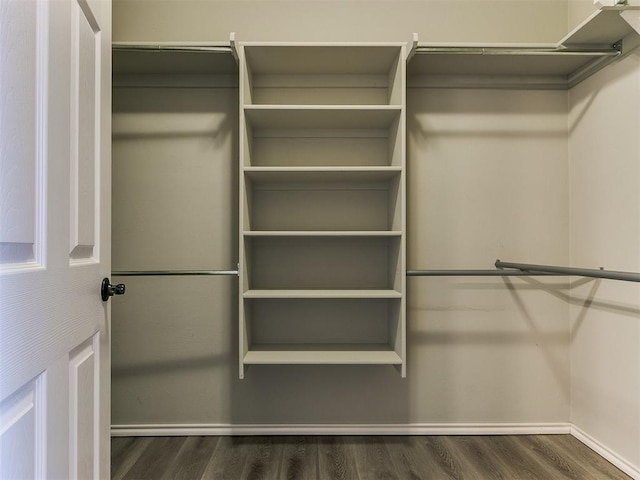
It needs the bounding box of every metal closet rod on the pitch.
[414,46,621,56]
[495,260,640,283]
[112,44,232,53]
[407,269,560,277]
[113,270,238,276]
[117,269,555,278]
[113,262,640,282]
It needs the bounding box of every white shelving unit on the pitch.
[238,42,406,378]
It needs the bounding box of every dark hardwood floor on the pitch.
[111,434,632,480]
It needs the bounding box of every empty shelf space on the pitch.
[246,134,398,168]
[243,345,403,365]
[243,45,403,76]
[244,105,402,129]
[243,180,402,232]
[242,44,403,106]
[244,236,402,290]
[243,289,402,298]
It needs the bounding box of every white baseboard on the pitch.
[571,425,640,480]
[111,422,571,437]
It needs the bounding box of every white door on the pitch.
[0,0,112,478]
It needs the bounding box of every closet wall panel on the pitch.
[569,51,640,471]
[112,86,239,423]
[113,1,567,45]
[406,88,570,423]
[112,81,571,426]
[112,89,238,272]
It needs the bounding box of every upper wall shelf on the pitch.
[407,8,640,89]
[243,44,403,75]
[112,43,238,88]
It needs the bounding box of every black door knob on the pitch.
[101,277,126,301]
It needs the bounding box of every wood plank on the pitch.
[349,436,399,480]
[121,437,187,480]
[513,435,586,479]
[111,437,153,480]
[440,436,510,480]
[111,437,137,474]
[240,436,284,480]
[162,436,219,480]
[384,436,452,480]
[318,436,360,480]
[416,436,466,480]
[278,436,318,480]
[531,435,632,480]
[550,435,632,480]
[480,435,557,479]
[200,436,251,480]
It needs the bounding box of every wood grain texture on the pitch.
[317,436,360,480]
[120,436,187,480]
[111,437,153,480]
[514,434,586,479]
[112,435,633,480]
[480,435,553,479]
[384,436,446,480]
[351,436,399,480]
[163,436,219,480]
[200,436,251,480]
[551,435,632,480]
[241,436,284,480]
[279,436,318,480]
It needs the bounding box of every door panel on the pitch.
[69,335,99,480]
[0,0,45,268]
[0,376,46,479]
[70,0,99,261]
[0,0,111,478]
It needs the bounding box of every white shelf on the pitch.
[243,345,402,365]
[243,231,402,237]
[112,45,238,88]
[244,166,401,182]
[243,44,403,75]
[244,105,401,129]
[560,8,636,46]
[243,289,402,298]
[407,8,638,90]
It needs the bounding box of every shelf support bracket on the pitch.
[407,33,419,63]
[230,32,239,64]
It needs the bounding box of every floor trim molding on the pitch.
[111,422,571,437]
[571,425,640,480]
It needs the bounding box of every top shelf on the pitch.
[112,44,238,88]
[243,44,403,75]
[407,8,639,90]
[241,43,405,106]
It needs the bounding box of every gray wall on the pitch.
[569,51,640,471]
[113,0,568,44]
[111,80,570,427]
